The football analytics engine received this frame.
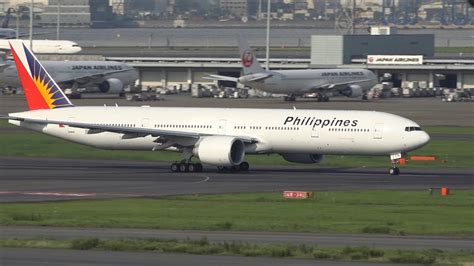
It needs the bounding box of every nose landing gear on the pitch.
[389,165,400,175]
[389,153,402,175]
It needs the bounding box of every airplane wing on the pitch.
[203,74,239,82]
[308,78,375,91]
[239,73,273,82]
[1,116,259,145]
[12,32,52,39]
[57,68,134,85]
[204,73,272,83]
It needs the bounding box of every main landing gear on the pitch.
[170,162,203,173]
[317,93,330,102]
[283,95,296,102]
[170,149,203,173]
[389,153,402,175]
[217,162,250,172]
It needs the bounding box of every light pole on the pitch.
[265,0,270,70]
[15,8,20,39]
[29,0,33,50]
[56,0,61,40]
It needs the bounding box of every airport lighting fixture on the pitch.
[265,0,270,70]
[56,0,61,40]
[29,0,33,50]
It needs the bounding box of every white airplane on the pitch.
[2,41,430,175]
[0,39,81,54]
[0,60,138,98]
[207,37,377,102]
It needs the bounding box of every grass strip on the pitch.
[435,46,474,54]
[0,237,472,264]
[1,191,473,236]
[423,126,474,135]
[0,131,472,168]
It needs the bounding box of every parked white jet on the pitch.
[2,41,430,175]
[207,37,377,101]
[0,39,81,54]
[0,60,138,98]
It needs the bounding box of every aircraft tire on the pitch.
[194,163,203,172]
[389,167,400,175]
[238,162,250,171]
[179,163,189,172]
[170,163,180,172]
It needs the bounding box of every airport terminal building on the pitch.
[107,33,473,93]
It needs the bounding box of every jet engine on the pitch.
[194,136,245,166]
[341,84,363,97]
[281,154,324,164]
[98,78,123,93]
[382,73,392,80]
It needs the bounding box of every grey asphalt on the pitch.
[0,247,396,266]
[2,226,473,250]
[0,156,473,203]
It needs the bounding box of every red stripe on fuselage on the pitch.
[9,44,49,110]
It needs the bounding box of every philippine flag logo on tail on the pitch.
[9,41,73,110]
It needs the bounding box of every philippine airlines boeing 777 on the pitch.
[207,37,377,102]
[2,41,430,175]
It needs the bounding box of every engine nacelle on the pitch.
[99,78,123,93]
[281,154,324,164]
[194,136,245,166]
[341,84,363,98]
[382,73,392,80]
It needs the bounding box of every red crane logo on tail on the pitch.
[241,49,253,68]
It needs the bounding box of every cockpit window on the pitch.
[405,126,422,132]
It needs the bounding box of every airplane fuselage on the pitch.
[0,39,81,54]
[244,69,377,96]
[0,61,138,92]
[10,107,429,156]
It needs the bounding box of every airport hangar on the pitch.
[106,34,474,91]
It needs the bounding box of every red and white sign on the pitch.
[367,55,423,65]
[283,191,313,199]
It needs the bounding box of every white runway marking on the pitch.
[0,191,97,197]
[193,175,211,184]
[0,191,145,198]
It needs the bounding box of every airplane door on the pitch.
[67,117,75,133]
[311,125,319,138]
[218,119,227,135]
[141,118,150,128]
[373,123,383,139]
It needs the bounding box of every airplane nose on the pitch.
[419,131,430,147]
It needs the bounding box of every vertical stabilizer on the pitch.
[9,40,73,110]
[237,35,265,75]
[1,8,12,28]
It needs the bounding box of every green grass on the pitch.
[0,238,472,264]
[424,126,474,135]
[435,46,474,54]
[0,119,14,128]
[0,131,472,168]
[1,191,473,236]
